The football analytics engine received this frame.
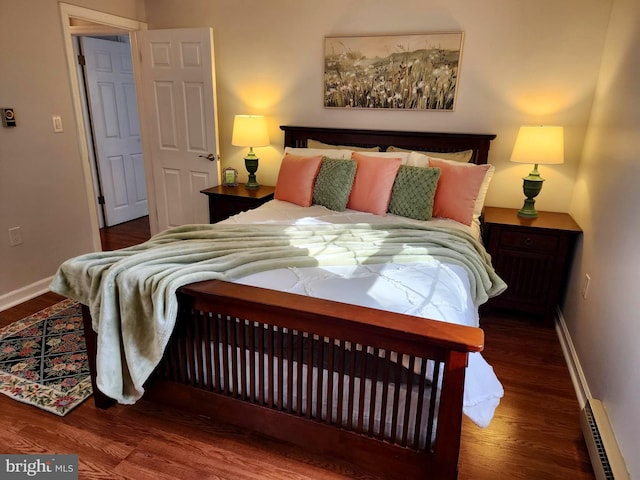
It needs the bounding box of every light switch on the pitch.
[52,115,63,133]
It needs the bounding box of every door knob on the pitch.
[199,153,217,162]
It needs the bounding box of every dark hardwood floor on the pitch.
[99,216,151,251]
[0,216,595,479]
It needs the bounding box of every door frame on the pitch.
[59,3,149,251]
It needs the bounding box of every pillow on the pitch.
[471,164,495,224]
[406,151,431,168]
[284,146,353,160]
[388,166,441,221]
[349,150,410,165]
[388,145,474,163]
[347,152,402,215]
[313,158,357,211]
[429,157,494,225]
[274,154,323,207]
[308,139,380,152]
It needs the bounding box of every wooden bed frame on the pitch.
[82,126,496,479]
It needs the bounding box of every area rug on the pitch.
[0,299,92,416]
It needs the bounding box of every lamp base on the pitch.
[517,165,544,218]
[245,176,259,190]
[517,198,539,218]
[244,154,260,190]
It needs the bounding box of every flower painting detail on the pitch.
[324,33,464,110]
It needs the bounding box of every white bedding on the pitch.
[50,198,503,428]
[221,200,504,428]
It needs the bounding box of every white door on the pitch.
[81,36,148,227]
[135,28,220,231]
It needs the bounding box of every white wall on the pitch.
[566,0,640,475]
[0,0,145,307]
[145,0,610,213]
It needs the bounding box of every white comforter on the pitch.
[222,200,505,427]
[50,199,505,428]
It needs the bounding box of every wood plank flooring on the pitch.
[0,216,595,479]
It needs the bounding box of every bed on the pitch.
[52,126,503,479]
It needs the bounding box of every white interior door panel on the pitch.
[82,36,148,226]
[135,28,220,231]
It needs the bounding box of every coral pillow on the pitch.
[429,157,492,225]
[347,152,402,215]
[274,154,323,206]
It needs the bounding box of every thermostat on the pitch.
[2,108,16,127]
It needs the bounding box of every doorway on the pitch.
[61,3,221,244]
[60,3,148,251]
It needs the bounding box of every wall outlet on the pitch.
[8,226,23,246]
[582,274,591,299]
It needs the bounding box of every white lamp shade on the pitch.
[510,126,564,165]
[231,115,270,148]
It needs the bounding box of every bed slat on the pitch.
[159,306,442,451]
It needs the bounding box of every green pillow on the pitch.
[388,166,441,221]
[313,158,357,211]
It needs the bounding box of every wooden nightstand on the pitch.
[481,207,582,325]
[201,184,275,223]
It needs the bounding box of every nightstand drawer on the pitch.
[499,229,558,253]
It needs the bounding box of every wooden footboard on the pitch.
[81,280,483,479]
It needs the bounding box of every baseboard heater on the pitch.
[580,399,629,480]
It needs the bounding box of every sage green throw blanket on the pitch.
[50,223,506,404]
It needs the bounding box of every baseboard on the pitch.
[556,309,629,479]
[555,309,590,407]
[0,276,54,312]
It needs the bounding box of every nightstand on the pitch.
[482,207,582,325]
[201,184,275,223]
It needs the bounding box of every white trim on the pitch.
[0,277,54,312]
[556,309,630,478]
[129,31,160,235]
[58,3,148,251]
[555,307,591,407]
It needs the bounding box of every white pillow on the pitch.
[284,147,353,160]
[407,151,430,168]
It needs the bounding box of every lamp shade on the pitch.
[510,126,564,165]
[231,115,269,148]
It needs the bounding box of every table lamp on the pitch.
[510,125,564,218]
[231,115,270,189]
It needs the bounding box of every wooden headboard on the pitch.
[280,125,496,165]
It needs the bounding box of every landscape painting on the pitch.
[324,32,464,110]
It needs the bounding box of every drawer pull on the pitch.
[499,230,558,252]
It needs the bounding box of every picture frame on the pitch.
[324,32,464,111]
[222,167,239,187]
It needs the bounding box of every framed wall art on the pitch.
[324,32,464,111]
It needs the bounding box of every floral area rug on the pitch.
[0,299,92,416]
